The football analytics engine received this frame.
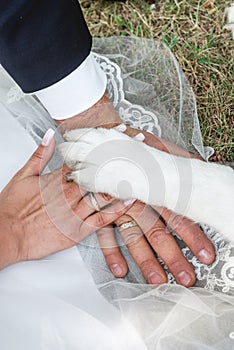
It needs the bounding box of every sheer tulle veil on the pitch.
[0,37,234,349]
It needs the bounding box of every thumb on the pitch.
[20,128,56,177]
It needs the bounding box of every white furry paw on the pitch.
[58,128,150,201]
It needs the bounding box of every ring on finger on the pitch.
[89,192,100,211]
[118,220,137,231]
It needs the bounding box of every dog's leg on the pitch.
[144,146,234,241]
[59,128,234,241]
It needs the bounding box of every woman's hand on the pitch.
[0,130,134,271]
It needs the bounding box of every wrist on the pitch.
[55,92,122,134]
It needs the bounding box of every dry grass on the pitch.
[80,0,234,161]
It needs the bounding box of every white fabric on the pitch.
[0,107,145,350]
[34,53,107,119]
[0,251,146,350]
[99,280,234,350]
[0,103,37,190]
[0,37,234,349]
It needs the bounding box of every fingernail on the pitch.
[148,272,165,284]
[114,123,127,132]
[41,128,55,146]
[134,133,145,142]
[198,249,213,263]
[111,263,123,276]
[177,271,192,286]
[123,198,136,206]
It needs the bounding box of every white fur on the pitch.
[58,128,234,242]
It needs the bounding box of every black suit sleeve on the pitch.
[0,0,92,92]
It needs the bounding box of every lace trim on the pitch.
[93,53,162,137]
[4,54,230,296]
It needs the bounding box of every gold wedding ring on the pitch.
[118,221,137,231]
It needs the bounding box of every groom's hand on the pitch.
[115,202,215,287]
[54,93,215,287]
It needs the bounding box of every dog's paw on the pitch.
[63,127,129,144]
[59,128,130,168]
[58,128,149,200]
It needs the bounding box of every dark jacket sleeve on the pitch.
[0,0,92,92]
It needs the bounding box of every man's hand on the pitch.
[94,199,215,287]
[115,203,214,286]
[0,130,134,271]
[54,93,215,287]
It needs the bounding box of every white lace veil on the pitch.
[0,37,234,349]
[92,37,214,159]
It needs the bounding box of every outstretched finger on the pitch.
[126,203,197,287]
[115,214,168,284]
[156,207,216,265]
[97,225,128,278]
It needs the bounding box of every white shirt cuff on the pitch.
[34,53,107,120]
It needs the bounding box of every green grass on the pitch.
[80,0,234,162]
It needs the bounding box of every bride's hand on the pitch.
[0,130,134,271]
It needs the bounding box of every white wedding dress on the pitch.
[0,37,234,350]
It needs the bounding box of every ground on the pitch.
[80,0,234,162]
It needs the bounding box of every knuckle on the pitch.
[97,227,113,241]
[122,229,142,246]
[32,150,44,162]
[102,250,119,259]
[64,185,77,199]
[140,258,157,272]
[191,230,205,246]
[72,206,85,221]
[147,227,169,247]
[97,229,108,240]
[168,214,184,230]
[95,212,106,227]
[115,214,131,226]
[166,258,182,270]
[102,244,118,251]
